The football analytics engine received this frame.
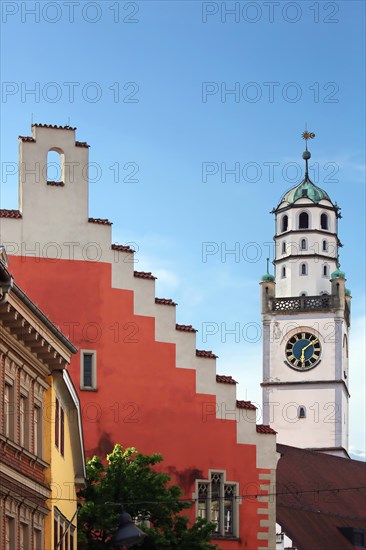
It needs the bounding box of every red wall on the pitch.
[10,255,269,549]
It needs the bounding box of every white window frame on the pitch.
[298,210,310,230]
[193,470,241,539]
[80,350,97,390]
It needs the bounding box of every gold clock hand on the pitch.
[303,339,318,352]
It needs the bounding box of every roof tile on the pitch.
[196,350,218,359]
[32,123,76,130]
[155,298,177,306]
[0,209,22,219]
[134,271,157,280]
[176,324,197,333]
[75,141,90,148]
[18,136,36,142]
[111,244,135,254]
[276,444,366,550]
[88,217,112,226]
[256,424,277,434]
[47,181,65,187]
[216,375,237,384]
[236,400,257,410]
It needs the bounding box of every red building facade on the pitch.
[0,124,278,549]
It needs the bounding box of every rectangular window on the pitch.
[34,528,42,550]
[83,353,93,387]
[5,517,15,550]
[34,404,42,456]
[196,472,238,539]
[19,394,29,449]
[60,407,65,457]
[81,351,97,390]
[19,522,29,550]
[55,398,59,448]
[54,517,58,549]
[55,397,65,456]
[4,383,14,438]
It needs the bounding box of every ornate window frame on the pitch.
[193,470,241,539]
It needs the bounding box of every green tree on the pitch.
[78,444,220,550]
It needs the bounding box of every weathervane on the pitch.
[301,129,315,178]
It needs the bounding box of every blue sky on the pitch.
[1,1,365,458]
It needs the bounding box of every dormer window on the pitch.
[321,213,329,230]
[299,212,309,229]
[302,189,308,197]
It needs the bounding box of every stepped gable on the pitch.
[196,349,218,359]
[0,209,22,218]
[176,324,197,333]
[237,400,257,410]
[155,298,177,306]
[0,124,279,549]
[216,374,237,384]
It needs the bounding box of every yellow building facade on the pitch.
[0,249,85,550]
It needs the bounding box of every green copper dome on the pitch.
[331,268,346,279]
[261,273,275,282]
[345,288,352,296]
[280,177,332,206]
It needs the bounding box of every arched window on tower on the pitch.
[300,292,307,296]
[282,241,286,254]
[299,212,309,229]
[322,240,328,252]
[321,213,329,230]
[282,266,286,278]
[281,215,288,232]
[300,263,308,276]
[298,406,306,419]
[323,265,329,277]
[47,148,64,186]
[300,238,307,250]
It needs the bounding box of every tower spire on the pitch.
[301,129,315,179]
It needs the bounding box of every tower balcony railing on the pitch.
[268,294,350,326]
[270,294,332,313]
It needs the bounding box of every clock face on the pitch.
[285,332,321,370]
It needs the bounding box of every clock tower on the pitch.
[260,133,351,458]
